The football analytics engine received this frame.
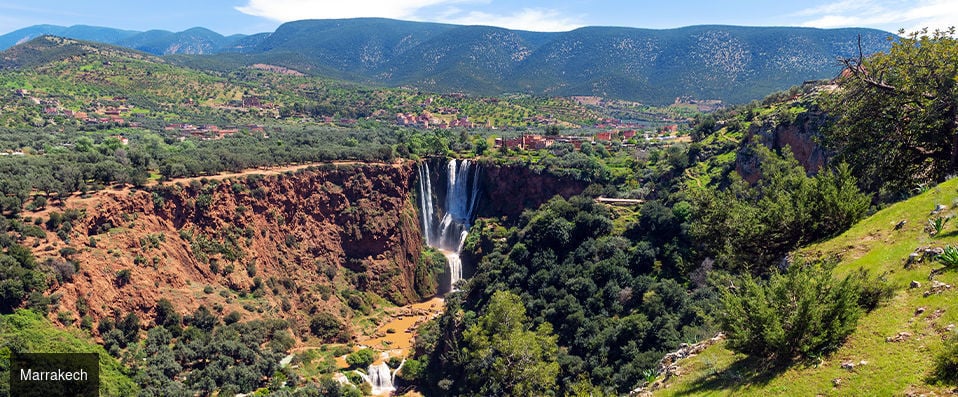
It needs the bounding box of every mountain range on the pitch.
[0,18,894,104]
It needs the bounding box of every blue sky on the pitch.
[0,0,955,35]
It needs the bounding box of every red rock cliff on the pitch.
[41,163,426,339]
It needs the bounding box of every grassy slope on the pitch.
[658,178,958,396]
[0,309,138,396]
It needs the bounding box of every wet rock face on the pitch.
[736,110,829,183]
[47,163,427,336]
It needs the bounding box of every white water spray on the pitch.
[417,159,480,291]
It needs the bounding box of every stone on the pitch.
[907,253,921,267]
[833,378,842,387]
[859,360,868,366]
[841,361,855,370]
[916,307,926,315]
[946,324,956,333]
[895,220,907,230]
[886,331,913,342]
[910,280,922,289]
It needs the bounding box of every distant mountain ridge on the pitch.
[0,19,895,104]
[0,24,248,55]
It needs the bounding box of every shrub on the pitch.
[115,269,132,287]
[720,261,882,363]
[938,246,958,269]
[934,334,958,384]
[224,311,242,325]
[929,216,951,236]
[309,313,346,341]
[345,348,375,369]
[21,225,46,239]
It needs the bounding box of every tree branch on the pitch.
[839,34,898,93]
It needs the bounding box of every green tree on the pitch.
[345,348,375,369]
[691,146,869,272]
[309,312,346,342]
[461,290,559,396]
[824,28,958,199]
[720,261,882,362]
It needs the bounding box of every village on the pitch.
[494,124,686,152]
[11,88,690,150]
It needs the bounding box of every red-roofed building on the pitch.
[595,132,614,141]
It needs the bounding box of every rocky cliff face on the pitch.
[33,160,586,340]
[43,163,426,339]
[736,110,829,183]
[477,164,589,221]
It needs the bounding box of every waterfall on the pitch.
[417,158,481,292]
[367,363,395,395]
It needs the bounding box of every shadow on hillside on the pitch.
[673,356,788,396]
[933,229,958,239]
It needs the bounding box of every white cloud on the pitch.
[235,0,459,21]
[797,0,958,33]
[234,0,581,32]
[444,8,583,31]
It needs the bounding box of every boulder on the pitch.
[886,331,913,343]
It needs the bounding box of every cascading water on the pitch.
[417,158,481,292]
[367,362,395,394]
[357,355,405,395]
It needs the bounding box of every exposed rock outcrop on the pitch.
[477,164,589,221]
[736,110,829,183]
[41,163,426,339]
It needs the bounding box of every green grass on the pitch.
[658,178,958,396]
[0,309,138,396]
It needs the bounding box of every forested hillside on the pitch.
[1,19,895,104]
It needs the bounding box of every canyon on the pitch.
[28,159,585,342]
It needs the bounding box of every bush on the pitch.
[115,269,132,287]
[938,246,958,269]
[720,261,881,363]
[309,313,346,342]
[345,348,375,369]
[224,311,242,325]
[934,334,958,384]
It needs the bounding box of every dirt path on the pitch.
[25,160,404,217]
[155,160,403,186]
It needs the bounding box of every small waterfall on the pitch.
[367,362,395,395]
[417,158,481,292]
[417,161,435,246]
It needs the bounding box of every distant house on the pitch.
[621,130,637,139]
[595,132,614,141]
[242,95,262,108]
